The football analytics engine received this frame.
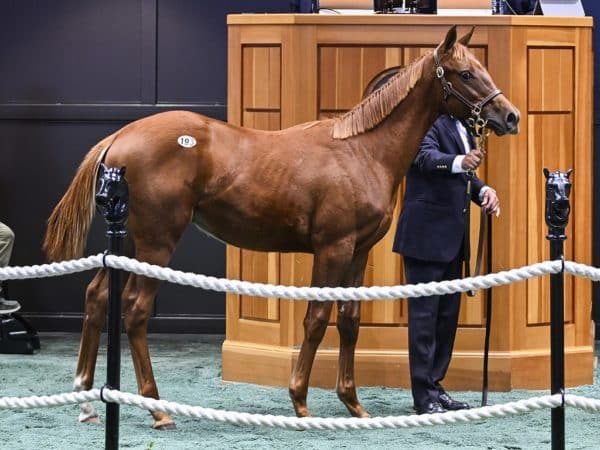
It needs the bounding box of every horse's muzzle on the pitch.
[504,108,520,135]
[486,106,520,136]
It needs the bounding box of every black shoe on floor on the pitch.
[439,392,470,411]
[414,401,447,415]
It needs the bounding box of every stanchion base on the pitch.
[0,313,40,354]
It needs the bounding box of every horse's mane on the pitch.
[332,44,469,140]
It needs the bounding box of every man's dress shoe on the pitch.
[414,401,447,415]
[438,393,470,411]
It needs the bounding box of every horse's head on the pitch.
[96,163,129,224]
[543,168,572,232]
[433,26,520,136]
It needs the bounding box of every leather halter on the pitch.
[433,48,502,137]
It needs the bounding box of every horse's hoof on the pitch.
[153,421,177,431]
[293,405,311,418]
[344,402,370,418]
[81,415,102,425]
[355,410,370,418]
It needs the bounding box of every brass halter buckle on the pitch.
[466,105,488,138]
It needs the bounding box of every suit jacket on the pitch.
[393,115,485,263]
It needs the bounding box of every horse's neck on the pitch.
[365,71,442,185]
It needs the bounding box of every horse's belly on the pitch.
[191,211,311,253]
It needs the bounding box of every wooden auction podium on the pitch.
[223,14,594,391]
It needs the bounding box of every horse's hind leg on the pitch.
[123,246,176,430]
[289,243,352,417]
[335,251,369,418]
[73,269,108,424]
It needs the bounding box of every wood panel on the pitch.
[525,40,577,328]
[240,44,282,321]
[319,46,401,114]
[225,16,594,389]
[528,48,574,113]
[526,113,575,325]
[242,111,280,130]
[242,45,281,109]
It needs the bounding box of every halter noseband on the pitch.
[433,48,502,137]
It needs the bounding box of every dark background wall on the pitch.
[581,0,600,338]
[0,0,290,333]
[1,1,599,336]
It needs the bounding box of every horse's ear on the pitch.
[438,25,458,55]
[119,166,127,176]
[543,167,550,178]
[566,168,573,178]
[458,27,475,46]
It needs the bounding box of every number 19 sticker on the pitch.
[177,135,197,148]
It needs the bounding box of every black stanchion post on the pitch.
[96,164,129,450]
[543,168,572,450]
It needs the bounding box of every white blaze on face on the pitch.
[73,376,99,422]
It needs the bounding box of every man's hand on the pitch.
[461,149,484,171]
[481,189,500,217]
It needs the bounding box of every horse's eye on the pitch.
[460,71,473,81]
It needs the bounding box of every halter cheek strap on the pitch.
[433,48,502,137]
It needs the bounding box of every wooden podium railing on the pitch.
[223,14,593,391]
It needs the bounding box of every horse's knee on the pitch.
[123,302,151,332]
[303,315,329,344]
[85,273,108,305]
[82,282,108,329]
[336,308,360,342]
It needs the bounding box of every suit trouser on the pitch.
[404,254,462,408]
[0,222,14,268]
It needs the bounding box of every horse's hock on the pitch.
[223,15,594,391]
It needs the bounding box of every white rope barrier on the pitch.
[0,388,597,430]
[0,254,566,301]
[564,261,600,282]
[0,388,583,430]
[1,255,600,432]
[105,255,564,301]
[0,390,100,410]
[100,389,567,430]
[0,255,103,281]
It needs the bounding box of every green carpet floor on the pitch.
[0,333,598,449]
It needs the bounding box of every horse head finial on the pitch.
[544,168,572,240]
[96,164,129,233]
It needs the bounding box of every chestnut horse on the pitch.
[43,26,519,428]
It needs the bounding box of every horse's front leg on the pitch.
[73,269,108,424]
[336,250,369,418]
[289,241,352,417]
[336,300,367,417]
[289,301,334,417]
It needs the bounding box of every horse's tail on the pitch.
[43,134,117,261]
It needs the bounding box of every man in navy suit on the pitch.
[393,114,500,415]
